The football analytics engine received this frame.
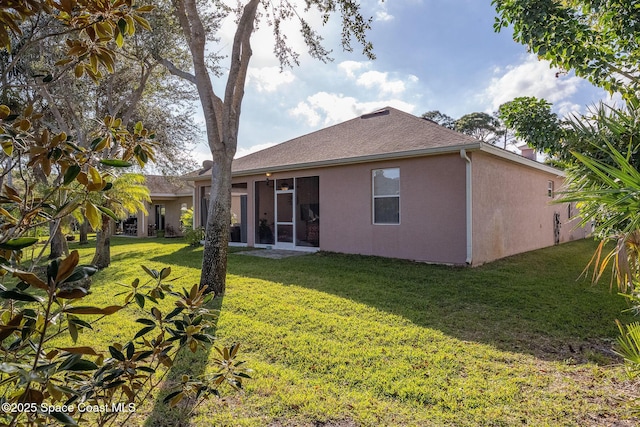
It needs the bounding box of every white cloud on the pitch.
[247,67,296,92]
[374,0,394,21]
[289,100,324,127]
[338,61,413,96]
[376,10,394,21]
[289,91,416,126]
[555,101,582,118]
[357,70,406,95]
[338,60,370,79]
[482,55,584,111]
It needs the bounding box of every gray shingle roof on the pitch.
[144,175,193,196]
[231,107,480,174]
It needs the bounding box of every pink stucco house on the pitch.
[186,107,589,265]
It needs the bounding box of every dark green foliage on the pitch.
[498,96,565,155]
[493,0,640,97]
[0,252,248,426]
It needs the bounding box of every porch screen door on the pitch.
[275,191,294,249]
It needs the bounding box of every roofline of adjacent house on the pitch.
[149,192,192,198]
[182,142,564,181]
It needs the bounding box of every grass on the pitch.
[41,238,640,425]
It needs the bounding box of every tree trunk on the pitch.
[199,153,232,296]
[49,221,68,259]
[79,217,89,245]
[173,0,259,297]
[92,215,111,269]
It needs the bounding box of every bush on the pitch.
[184,227,205,247]
[0,251,249,426]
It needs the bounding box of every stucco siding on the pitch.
[471,151,588,265]
[231,154,468,264]
[321,156,467,263]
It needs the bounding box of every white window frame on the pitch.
[372,168,400,225]
[547,180,554,198]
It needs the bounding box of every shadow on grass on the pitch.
[154,239,632,363]
[143,296,223,427]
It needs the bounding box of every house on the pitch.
[122,175,193,237]
[185,107,589,265]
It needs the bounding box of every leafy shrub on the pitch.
[184,227,205,247]
[0,251,249,426]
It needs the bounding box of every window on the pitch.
[547,180,554,198]
[373,168,400,224]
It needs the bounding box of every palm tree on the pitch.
[89,173,151,269]
[558,98,640,385]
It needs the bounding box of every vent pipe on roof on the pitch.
[460,149,473,265]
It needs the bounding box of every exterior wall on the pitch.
[471,151,590,265]
[139,196,191,237]
[229,154,468,264]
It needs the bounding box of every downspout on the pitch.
[460,149,472,265]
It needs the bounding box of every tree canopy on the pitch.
[493,0,640,96]
[497,97,564,156]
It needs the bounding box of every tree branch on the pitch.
[223,0,260,151]
[154,54,196,85]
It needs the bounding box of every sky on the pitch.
[189,0,612,164]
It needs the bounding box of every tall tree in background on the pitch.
[2,2,198,259]
[454,112,505,146]
[493,0,640,97]
[498,96,565,157]
[421,110,455,129]
[163,0,374,296]
[422,110,509,148]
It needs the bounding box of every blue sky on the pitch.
[191,0,611,162]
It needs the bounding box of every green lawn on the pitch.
[65,237,637,426]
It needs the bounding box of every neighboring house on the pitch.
[184,107,589,265]
[122,175,193,238]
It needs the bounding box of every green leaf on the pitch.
[63,164,81,185]
[97,206,118,221]
[0,289,42,302]
[141,265,158,279]
[62,265,98,284]
[65,359,98,372]
[134,293,145,309]
[162,390,181,405]
[125,342,134,360]
[64,305,122,315]
[109,346,125,361]
[0,237,38,250]
[68,321,78,343]
[69,318,93,330]
[58,354,98,371]
[47,410,78,426]
[100,159,132,167]
[134,325,155,339]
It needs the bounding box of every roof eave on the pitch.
[231,142,484,177]
[182,142,565,181]
[478,144,565,177]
